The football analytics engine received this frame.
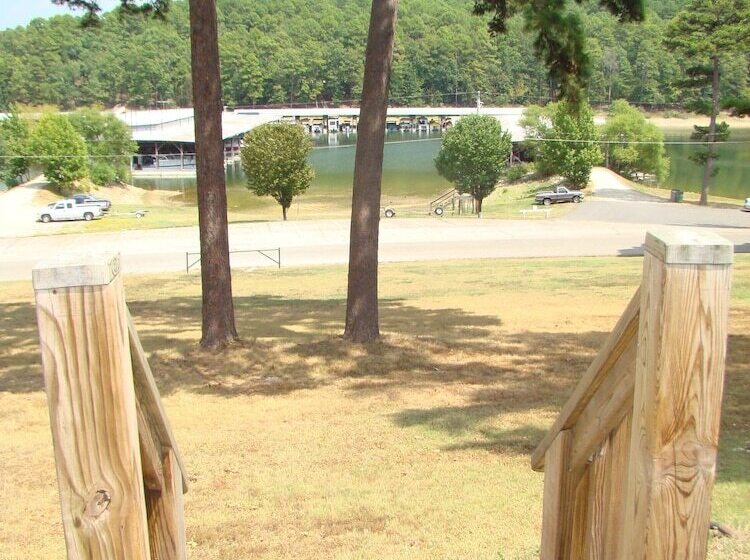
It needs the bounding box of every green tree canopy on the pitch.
[665,0,750,204]
[473,0,645,100]
[0,111,30,187]
[601,99,669,183]
[69,108,137,184]
[523,101,602,188]
[666,0,750,61]
[28,113,89,188]
[240,122,314,220]
[0,0,732,109]
[435,114,512,213]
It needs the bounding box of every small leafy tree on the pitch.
[0,110,30,187]
[28,113,88,188]
[241,123,314,220]
[434,114,512,213]
[524,101,601,189]
[723,96,750,117]
[519,105,553,175]
[69,108,137,185]
[601,100,669,183]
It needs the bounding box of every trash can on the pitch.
[670,189,683,203]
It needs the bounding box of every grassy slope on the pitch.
[29,176,565,235]
[0,256,747,559]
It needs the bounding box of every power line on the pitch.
[3,135,749,160]
[525,138,750,145]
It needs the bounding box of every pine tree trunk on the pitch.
[189,0,238,348]
[343,0,399,343]
[700,55,720,207]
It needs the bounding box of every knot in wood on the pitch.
[84,489,111,519]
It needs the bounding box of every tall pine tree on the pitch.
[666,0,750,205]
[57,0,238,347]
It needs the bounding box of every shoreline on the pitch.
[644,113,750,130]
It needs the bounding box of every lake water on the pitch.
[133,127,750,207]
[661,128,750,199]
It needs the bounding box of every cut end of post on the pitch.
[645,229,733,265]
[33,252,121,290]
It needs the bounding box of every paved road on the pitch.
[567,199,750,228]
[1,168,748,282]
[568,168,750,228]
[0,177,47,238]
[1,216,748,282]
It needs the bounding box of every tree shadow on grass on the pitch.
[0,301,41,393]
[390,331,750,462]
[2,294,748,477]
[0,292,596,401]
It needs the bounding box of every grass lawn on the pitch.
[0,256,748,559]
[480,178,577,219]
[29,176,566,235]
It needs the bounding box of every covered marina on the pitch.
[115,106,529,175]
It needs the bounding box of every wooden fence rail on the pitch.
[532,229,734,560]
[33,253,187,560]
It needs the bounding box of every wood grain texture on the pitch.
[32,252,121,291]
[644,230,733,265]
[568,338,636,477]
[146,449,187,560]
[620,248,732,559]
[531,288,640,471]
[128,310,189,493]
[34,272,151,560]
[138,404,165,493]
[568,468,591,560]
[602,414,631,560]
[582,439,610,560]
[540,431,583,560]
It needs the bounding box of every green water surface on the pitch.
[133,127,749,207]
[662,128,750,199]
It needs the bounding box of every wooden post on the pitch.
[620,230,733,560]
[540,430,579,560]
[33,253,151,560]
[146,449,187,560]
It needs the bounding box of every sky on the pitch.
[0,0,121,30]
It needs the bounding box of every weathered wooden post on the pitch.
[533,229,733,560]
[620,230,733,559]
[33,253,151,559]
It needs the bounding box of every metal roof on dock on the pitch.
[115,106,529,143]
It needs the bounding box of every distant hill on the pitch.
[0,0,745,109]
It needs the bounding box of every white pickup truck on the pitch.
[38,199,104,223]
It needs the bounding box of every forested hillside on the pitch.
[0,0,747,109]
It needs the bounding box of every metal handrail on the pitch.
[429,188,459,212]
[185,248,281,273]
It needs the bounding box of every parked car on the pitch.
[534,186,584,206]
[743,198,750,212]
[39,199,104,223]
[72,193,111,211]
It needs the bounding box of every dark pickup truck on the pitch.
[534,186,584,206]
[72,193,112,211]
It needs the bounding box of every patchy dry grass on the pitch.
[0,256,748,559]
[480,177,578,220]
[23,175,571,235]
